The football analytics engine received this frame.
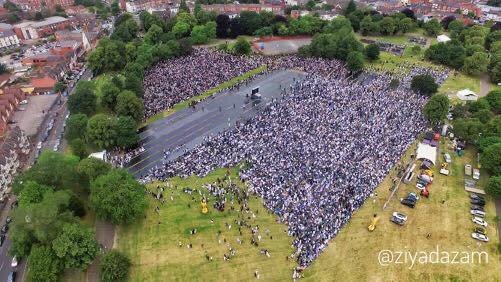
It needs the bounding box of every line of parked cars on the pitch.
[470,193,489,242]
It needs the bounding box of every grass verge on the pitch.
[140,65,268,128]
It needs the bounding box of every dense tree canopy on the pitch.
[52,223,99,270]
[481,143,501,175]
[86,114,118,149]
[410,74,438,96]
[423,94,449,125]
[68,82,96,116]
[65,114,88,141]
[90,169,148,224]
[27,245,64,282]
[116,90,144,122]
[346,51,364,73]
[99,250,131,282]
[486,176,501,198]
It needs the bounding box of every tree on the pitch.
[440,15,456,29]
[239,11,263,35]
[216,14,230,38]
[410,74,438,96]
[52,223,99,270]
[448,20,464,38]
[99,250,131,282]
[400,8,416,20]
[423,94,449,124]
[35,11,44,20]
[116,116,140,148]
[472,109,494,123]
[486,30,501,50]
[379,17,395,35]
[346,51,364,73]
[344,0,356,16]
[111,19,139,42]
[453,118,484,144]
[13,152,81,193]
[205,21,217,40]
[111,0,120,15]
[123,69,143,95]
[65,114,88,141]
[396,17,415,34]
[86,114,118,149]
[478,136,501,152]
[481,143,501,175]
[191,25,209,44]
[144,24,163,45]
[423,19,442,36]
[233,36,251,55]
[179,0,189,13]
[100,81,121,112]
[53,81,66,93]
[18,181,53,207]
[27,245,64,282]
[88,39,126,74]
[68,83,96,116]
[172,21,190,39]
[69,138,88,160]
[463,52,489,75]
[485,89,501,113]
[425,41,466,69]
[90,169,148,224]
[486,176,501,198]
[364,43,380,61]
[77,157,112,182]
[116,90,144,121]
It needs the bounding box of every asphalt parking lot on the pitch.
[255,38,312,55]
[12,95,59,137]
[127,70,305,177]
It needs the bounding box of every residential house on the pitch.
[0,126,29,193]
[9,0,74,11]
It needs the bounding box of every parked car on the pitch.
[472,216,488,227]
[11,256,18,268]
[390,216,406,226]
[6,216,12,224]
[474,227,486,235]
[1,224,8,233]
[473,169,480,180]
[416,183,425,190]
[470,194,484,201]
[471,210,486,217]
[407,192,420,202]
[392,212,407,222]
[444,153,451,163]
[400,198,415,208]
[472,232,489,242]
[36,142,42,149]
[471,205,484,211]
[0,234,5,246]
[471,199,485,206]
[7,271,15,282]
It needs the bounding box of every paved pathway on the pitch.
[86,220,116,282]
[479,74,491,97]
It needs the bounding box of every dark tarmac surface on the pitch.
[127,70,305,177]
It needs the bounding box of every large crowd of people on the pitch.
[143,49,271,118]
[141,51,448,266]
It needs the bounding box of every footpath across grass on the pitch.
[140,65,268,128]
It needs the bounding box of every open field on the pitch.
[439,72,482,97]
[117,137,501,281]
[140,65,267,127]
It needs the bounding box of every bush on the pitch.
[233,36,251,55]
[99,250,131,282]
[481,143,501,176]
[364,43,380,61]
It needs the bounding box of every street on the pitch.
[126,70,305,176]
[0,68,93,282]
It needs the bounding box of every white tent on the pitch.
[456,89,478,101]
[437,34,451,43]
[89,151,106,161]
[416,143,437,165]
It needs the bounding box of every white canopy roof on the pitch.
[89,151,106,161]
[437,34,451,43]
[416,143,437,165]
[457,89,478,101]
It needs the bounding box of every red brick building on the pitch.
[14,16,70,40]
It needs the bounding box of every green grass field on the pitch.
[140,65,267,127]
[439,72,482,96]
[116,139,501,281]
